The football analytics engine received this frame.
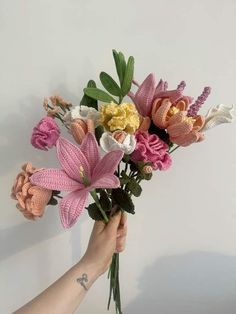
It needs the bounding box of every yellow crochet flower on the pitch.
[100,102,140,134]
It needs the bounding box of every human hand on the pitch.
[80,211,127,277]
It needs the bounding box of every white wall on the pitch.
[0,1,236,313]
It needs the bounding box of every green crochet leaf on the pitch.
[112,49,123,85]
[99,190,112,212]
[84,87,118,104]
[112,188,135,214]
[119,170,130,185]
[100,72,121,97]
[80,80,98,109]
[121,56,134,96]
[126,178,142,197]
[95,125,104,142]
[86,203,104,221]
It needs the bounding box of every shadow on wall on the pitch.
[0,88,77,176]
[0,207,86,262]
[0,208,61,261]
[125,252,236,314]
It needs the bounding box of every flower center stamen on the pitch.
[168,106,180,116]
[79,166,90,186]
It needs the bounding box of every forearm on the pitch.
[14,260,100,314]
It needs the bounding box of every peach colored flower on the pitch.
[167,111,205,146]
[70,118,95,145]
[11,163,52,220]
[152,98,205,146]
[112,130,127,143]
[138,116,151,131]
[143,165,153,174]
[44,95,71,117]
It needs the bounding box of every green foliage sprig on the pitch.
[82,50,134,105]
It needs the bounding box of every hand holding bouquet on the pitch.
[11,50,234,313]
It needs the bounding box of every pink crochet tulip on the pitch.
[131,131,172,171]
[129,73,183,116]
[30,133,123,228]
[31,116,60,150]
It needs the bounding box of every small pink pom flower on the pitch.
[131,131,172,171]
[31,116,60,150]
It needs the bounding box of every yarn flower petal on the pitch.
[56,137,90,182]
[91,174,120,189]
[129,73,156,116]
[201,104,234,131]
[59,189,88,228]
[30,169,83,192]
[80,132,100,173]
[92,150,124,180]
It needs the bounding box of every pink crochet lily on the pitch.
[128,73,183,117]
[30,133,123,228]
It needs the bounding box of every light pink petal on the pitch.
[56,137,90,182]
[59,189,88,228]
[80,133,100,173]
[154,79,165,95]
[155,90,182,103]
[134,73,156,116]
[91,174,120,189]
[30,169,83,191]
[92,150,123,180]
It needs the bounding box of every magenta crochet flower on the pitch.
[131,131,172,171]
[31,116,60,150]
[30,133,123,228]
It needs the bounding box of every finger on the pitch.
[117,227,127,238]
[116,236,126,253]
[117,213,127,237]
[105,211,122,235]
[119,212,127,228]
[92,220,106,235]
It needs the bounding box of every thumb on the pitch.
[105,211,122,235]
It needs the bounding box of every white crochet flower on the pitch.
[100,131,136,155]
[202,104,234,131]
[63,105,100,127]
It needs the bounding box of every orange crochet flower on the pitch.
[11,163,52,220]
[70,118,95,145]
[152,98,205,146]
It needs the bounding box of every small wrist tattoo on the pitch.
[77,273,88,291]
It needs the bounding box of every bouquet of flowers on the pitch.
[11,50,234,313]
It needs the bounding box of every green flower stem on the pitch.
[169,145,180,154]
[47,104,70,129]
[54,195,63,199]
[124,162,128,173]
[90,190,109,224]
[108,253,122,314]
[117,163,120,177]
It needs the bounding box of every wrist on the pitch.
[75,258,101,289]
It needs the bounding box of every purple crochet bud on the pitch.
[187,87,211,117]
[164,81,168,91]
[177,81,186,91]
[31,116,60,151]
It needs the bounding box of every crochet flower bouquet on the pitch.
[11,50,234,313]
